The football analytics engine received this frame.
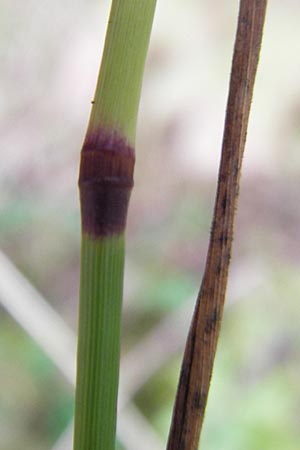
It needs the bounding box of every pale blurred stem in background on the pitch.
[73,2,156,450]
[167,1,267,449]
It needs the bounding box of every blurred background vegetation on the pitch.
[1,1,300,449]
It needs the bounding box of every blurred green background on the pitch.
[1,1,300,449]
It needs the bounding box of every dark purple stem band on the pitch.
[79,129,135,237]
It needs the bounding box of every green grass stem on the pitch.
[74,235,125,449]
[88,0,157,145]
[74,1,156,449]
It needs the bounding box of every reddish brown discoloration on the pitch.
[79,128,135,237]
[167,2,267,449]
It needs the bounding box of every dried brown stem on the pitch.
[166,1,267,449]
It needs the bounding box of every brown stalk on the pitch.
[166,1,267,449]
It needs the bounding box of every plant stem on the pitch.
[74,1,156,449]
[88,0,157,145]
[166,1,268,449]
[75,236,125,449]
